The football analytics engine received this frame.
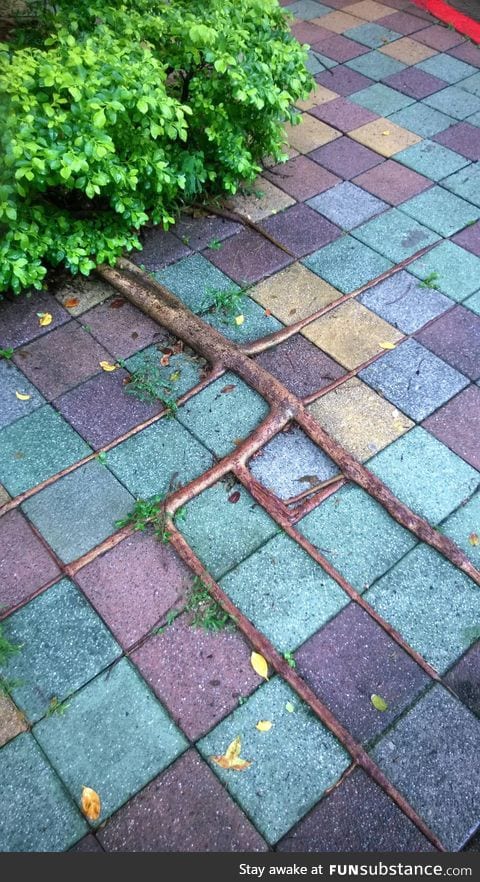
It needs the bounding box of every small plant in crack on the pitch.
[123,355,178,416]
[283,650,296,669]
[203,286,247,322]
[185,577,233,632]
[0,624,21,695]
[45,696,70,717]
[115,494,171,543]
[207,238,223,250]
[0,348,14,360]
[152,608,181,635]
[419,271,440,290]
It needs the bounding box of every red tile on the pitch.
[423,385,480,470]
[264,155,341,202]
[81,299,168,359]
[258,203,340,257]
[0,511,60,614]
[415,306,480,381]
[353,159,432,204]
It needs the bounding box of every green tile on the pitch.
[408,240,480,301]
[22,461,134,564]
[0,733,87,851]
[0,360,45,431]
[350,84,414,116]
[176,372,269,457]
[1,579,120,722]
[220,533,349,652]
[203,295,283,344]
[388,103,455,137]
[423,85,480,121]
[180,481,280,579]
[124,348,205,399]
[303,236,393,294]
[399,187,480,237]
[107,419,213,498]
[368,427,479,524]
[416,54,478,84]
[298,485,417,592]
[464,290,480,315]
[365,545,480,673]
[442,163,480,208]
[33,658,188,824]
[0,406,91,496]
[346,51,406,82]
[154,254,239,314]
[198,677,350,844]
[352,208,440,263]
[442,491,480,572]
[395,140,470,182]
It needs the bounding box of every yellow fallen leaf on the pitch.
[235,314,245,326]
[285,702,295,713]
[37,312,53,327]
[371,694,388,712]
[379,341,396,350]
[393,418,408,432]
[169,370,181,383]
[15,391,31,401]
[251,651,269,680]
[382,130,391,136]
[80,786,101,821]
[469,532,479,546]
[99,360,117,372]
[256,720,272,732]
[211,736,252,771]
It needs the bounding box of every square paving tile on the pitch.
[33,659,188,825]
[460,71,480,97]
[131,227,191,271]
[350,82,415,115]
[298,483,416,589]
[399,186,480,236]
[258,203,340,257]
[250,262,340,323]
[448,42,480,66]
[346,50,407,81]
[445,643,480,719]
[434,122,480,161]
[442,163,480,207]
[0,291,69,350]
[307,181,388,228]
[315,64,375,95]
[307,49,338,73]
[311,33,370,62]
[424,85,480,121]
[310,135,384,178]
[291,20,331,43]
[263,153,341,203]
[223,177,296,222]
[249,425,339,500]
[204,229,292,285]
[221,532,349,652]
[21,461,134,564]
[344,22,401,47]
[408,241,480,301]
[376,11,432,35]
[413,24,466,51]
[254,334,346,397]
[416,305,480,381]
[452,220,480,257]
[318,10,366,31]
[371,685,480,849]
[0,510,60,614]
[54,275,114,317]
[309,95,378,131]
[295,82,339,111]
[203,294,283,344]
[352,159,432,204]
[173,212,241,251]
[358,269,452,332]
[0,359,45,430]
[70,834,104,853]
[379,36,436,64]
[287,0,331,18]
[465,290,480,314]
[0,733,87,852]
[349,117,421,156]
[198,677,350,844]
[0,693,27,748]
[1,579,120,722]
[76,532,193,650]
[383,67,448,99]
[303,236,393,292]
[98,750,267,852]
[155,254,239,314]
[303,300,403,367]
[368,426,479,523]
[395,139,470,181]
[352,207,440,262]
[442,490,480,571]
[124,347,205,399]
[416,53,478,84]
[80,300,164,360]
[296,604,429,742]
[285,114,341,154]
[343,1,394,20]
[180,481,279,579]
[0,405,91,496]
[389,102,455,137]
[423,385,480,471]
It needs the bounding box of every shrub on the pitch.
[0,0,313,295]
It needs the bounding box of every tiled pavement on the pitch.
[1,0,480,855]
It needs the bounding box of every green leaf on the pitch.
[137,97,149,114]
[371,694,388,712]
[93,109,106,129]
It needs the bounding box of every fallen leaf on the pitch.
[256,720,272,732]
[221,384,236,394]
[80,786,101,821]
[382,130,390,136]
[235,314,245,326]
[298,475,320,487]
[264,308,272,317]
[15,391,31,401]
[379,341,396,350]
[285,702,295,713]
[169,370,181,382]
[160,353,170,367]
[211,736,252,771]
[251,651,269,681]
[37,312,53,327]
[63,297,80,309]
[233,437,245,446]
[469,533,479,546]
[371,694,388,712]
[109,298,126,309]
[228,490,241,504]
[99,360,117,372]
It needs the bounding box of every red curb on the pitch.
[409,0,480,43]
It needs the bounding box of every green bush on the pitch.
[0,0,313,295]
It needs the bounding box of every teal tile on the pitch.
[344,23,401,49]
[0,360,45,431]
[408,240,480,301]
[388,102,455,137]
[124,348,204,399]
[203,295,283,344]
[180,481,280,579]
[346,51,406,82]
[154,254,239,314]
[107,419,213,498]
[365,545,480,673]
[416,54,478,84]
[22,461,134,564]
[442,491,480,571]
[425,85,480,121]
[298,485,417,592]
[0,406,91,496]
[395,140,470,182]
[460,71,480,97]
[350,84,414,116]
[303,236,393,294]
[220,532,349,652]
[399,187,480,236]
[198,677,349,844]
[0,733,87,852]
[307,50,337,74]
[352,208,440,262]
[464,290,480,315]
[176,373,269,457]
[468,111,480,127]
[442,162,480,207]
[1,579,120,722]
[368,427,479,524]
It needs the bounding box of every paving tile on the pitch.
[416,53,478,84]
[309,95,378,130]
[286,0,332,18]
[442,163,480,207]
[371,685,480,849]
[445,643,480,719]
[249,425,339,499]
[442,490,480,572]
[310,135,384,178]
[424,85,480,121]
[376,11,431,35]
[343,1,394,20]
[154,253,239,314]
[349,117,421,156]
[408,241,480,301]
[221,532,349,652]
[413,24,466,51]
[303,235,393,293]
[33,659,188,825]
[258,203,340,257]
[368,426,479,523]
[0,359,45,430]
[383,67,448,99]
[399,186,480,236]
[452,220,480,256]
[223,177,295,222]
[346,49,407,80]
[0,510,60,614]
[0,733,87,852]
[344,22,401,47]
[277,767,434,851]
[198,677,350,844]
[1,578,120,722]
[434,122,480,161]
[291,20,331,43]
[173,212,241,251]
[448,43,480,67]
[295,82,339,111]
[0,406,91,496]
[359,338,468,421]
[98,750,267,852]
[76,532,193,650]
[80,300,164,360]
[12,321,111,401]
[0,291,69,350]
[285,114,341,153]
[307,181,387,228]
[315,64,375,94]
[296,604,429,742]
[352,159,432,204]
[307,49,338,73]
[204,229,292,285]
[379,35,437,64]
[317,10,365,31]
[54,275,114,317]
[465,290,480,314]
[350,82,415,115]
[22,461,134,564]
[311,33,370,62]
[180,481,279,579]
[130,227,191,271]
[352,207,440,262]
[358,269,452,332]
[132,616,261,740]
[0,485,10,506]
[416,305,480,381]
[70,834,104,853]
[304,299,403,368]
[298,483,416,589]
[388,102,455,137]
[203,294,283,344]
[254,334,346,397]
[0,693,27,748]
[394,139,470,180]
[250,262,340,323]
[423,385,480,471]
[264,155,341,201]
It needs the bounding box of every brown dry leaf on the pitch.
[160,353,170,367]
[251,651,269,681]
[469,533,479,546]
[221,384,236,394]
[15,391,31,401]
[99,360,117,372]
[37,312,53,327]
[298,475,320,487]
[379,341,396,350]
[228,490,241,503]
[109,298,126,309]
[256,720,272,732]
[63,297,80,309]
[211,736,252,771]
[80,786,101,821]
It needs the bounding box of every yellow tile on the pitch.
[302,300,404,369]
[0,484,10,506]
[308,377,413,462]
[379,37,437,64]
[263,145,299,168]
[250,263,341,324]
[349,117,421,157]
[224,176,295,222]
[296,84,338,111]
[285,114,341,154]
[0,693,27,748]
[315,10,365,32]
[54,275,113,316]
[343,1,393,21]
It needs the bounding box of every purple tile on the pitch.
[312,33,370,63]
[131,227,191,271]
[0,511,60,614]
[75,532,192,650]
[452,221,480,256]
[99,750,267,852]
[448,43,480,68]
[376,12,429,35]
[291,21,331,44]
[352,159,432,204]
[203,229,292,284]
[310,136,384,179]
[383,67,448,99]
[173,213,241,251]
[263,155,341,202]
[309,96,378,131]
[423,385,480,470]
[254,334,345,397]
[413,24,466,51]
[70,835,104,853]
[416,306,480,381]
[0,291,69,350]
[315,64,374,95]
[277,768,435,852]
[295,604,429,743]
[80,300,167,360]
[258,203,340,257]
[433,123,480,162]
[445,643,480,718]
[12,322,111,401]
